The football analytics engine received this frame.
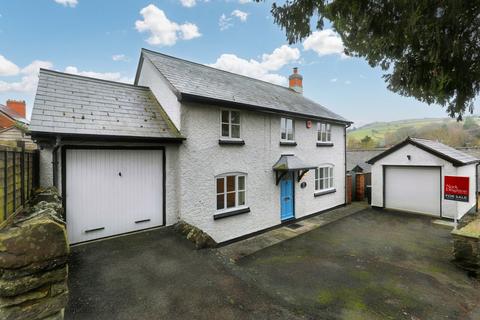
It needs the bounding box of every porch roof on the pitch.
[272,154,317,171]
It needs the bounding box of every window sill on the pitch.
[314,188,336,197]
[219,139,245,146]
[316,142,334,147]
[280,141,297,146]
[214,207,250,220]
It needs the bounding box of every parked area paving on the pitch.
[233,209,480,319]
[67,208,480,320]
[216,202,369,263]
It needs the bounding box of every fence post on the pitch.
[12,151,16,211]
[20,144,25,206]
[3,150,7,221]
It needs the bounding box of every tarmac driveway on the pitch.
[67,208,480,320]
[235,209,480,319]
[66,229,299,320]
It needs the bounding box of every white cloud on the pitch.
[219,14,233,31]
[232,9,248,22]
[112,54,129,62]
[219,9,249,31]
[135,4,201,46]
[179,23,201,40]
[345,80,351,85]
[0,55,20,76]
[238,0,251,3]
[303,29,346,57]
[180,0,196,7]
[209,45,300,85]
[54,0,78,7]
[330,78,338,83]
[0,60,53,93]
[64,66,132,83]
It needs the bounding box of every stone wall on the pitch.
[451,218,480,279]
[0,187,68,320]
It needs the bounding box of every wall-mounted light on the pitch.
[407,155,411,160]
[306,120,312,128]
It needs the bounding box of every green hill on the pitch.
[347,116,480,149]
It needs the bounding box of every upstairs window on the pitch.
[317,122,332,142]
[221,110,241,139]
[315,166,334,191]
[216,174,246,211]
[280,117,294,141]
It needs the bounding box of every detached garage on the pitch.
[368,137,479,220]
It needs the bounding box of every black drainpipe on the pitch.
[52,136,61,188]
[476,162,479,212]
[344,123,351,205]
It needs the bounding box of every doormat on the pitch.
[286,223,303,230]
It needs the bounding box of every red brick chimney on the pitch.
[6,100,26,118]
[289,67,303,94]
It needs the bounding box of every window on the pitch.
[315,166,334,191]
[281,117,294,141]
[221,110,241,139]
[317,122,332,142]
[216,174,246,210]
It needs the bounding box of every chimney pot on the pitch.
[289,67,303,94]
[6,100,26,118]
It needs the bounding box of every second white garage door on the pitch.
[384,166,441,216]
[66,149,164,244]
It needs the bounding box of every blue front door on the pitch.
[280,174,294,221]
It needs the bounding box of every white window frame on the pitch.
[215,173,247,212]
[315,165,334,192]
[220,110,241,139]
[280,117,295,141]
[317,122,332,143]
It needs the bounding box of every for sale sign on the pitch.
[444,176,469,202]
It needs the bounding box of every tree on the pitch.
[263,1,480,120]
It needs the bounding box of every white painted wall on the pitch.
[136,58,182,130]
[39,146,53,187]
[177,102,346,243]
[370,143,477,220]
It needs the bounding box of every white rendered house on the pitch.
[30,49,351,244]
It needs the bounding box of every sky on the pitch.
[0,0,473,127]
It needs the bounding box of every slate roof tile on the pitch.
[30,69,183,140]
[140,49,350,123]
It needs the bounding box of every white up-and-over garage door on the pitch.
[66,149,164,244]
[384,166,441,216]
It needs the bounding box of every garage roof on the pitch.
[30,69,184,141]
[367,137,480,167]
[136,49,350,124]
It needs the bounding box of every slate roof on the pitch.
[367,137,480,166]
[137,49,350,124]
[30,69,183,140]
[0,104,29,124]
[347,150,384,172]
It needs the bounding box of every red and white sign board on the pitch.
[444,176,469,202]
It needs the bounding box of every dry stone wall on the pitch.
[0,187,68,320]
[452,213,480,278]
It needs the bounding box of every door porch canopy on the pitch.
[272,154,317,185]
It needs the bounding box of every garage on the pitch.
[368,137,479,220]
[384,166,441,216]
[65,148,164,244]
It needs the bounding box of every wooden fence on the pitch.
[0,145,39,223]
